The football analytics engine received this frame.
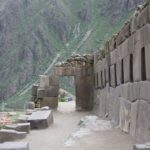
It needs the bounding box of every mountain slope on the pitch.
[0,0,144,103]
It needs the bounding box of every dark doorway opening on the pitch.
[141,47,146,81]
[130,54,133,82]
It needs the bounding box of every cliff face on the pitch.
[0,0,145,100]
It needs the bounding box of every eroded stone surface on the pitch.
[0,142,29,150]
[27,110,53,129]
[0,129,27,143]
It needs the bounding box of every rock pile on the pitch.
[55,54,94,67]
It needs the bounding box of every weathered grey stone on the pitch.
[0,129,27,143]
[119,98,131,133]
[136,5,149,29]
[110,50,117,65]
[124,55,130,83]
[31,85,39,96]
[110,65,116,87]
[133,48,141,82]
[0,142,29,150]
[49,74,59,86]
[119,39,129,59]
[130,100,139,138]
[109,35,116,52]
[37,88,45,99]
[130,14,137,34]
[116,60,121,86]
[109,88,120,127]
[44,86,59,97]
[40,97,58,109]
[17,115,28,123]
[116,22,130,46]
[140,24,150,48]
[136,100,149,143]
[27,110,53,129]
[25,102,35,110]
[139,81,150,101]
[99,89,107,118]
[39,75,49,88]
[145,44,150,81]
[5,123,30,134]
[133,143,150,150]
[128,34,135,53]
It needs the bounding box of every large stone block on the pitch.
[128,82,140,102]
[133,48,141,82]
[109,88,120,127]
[119,39,129,59]
[49,74,59,86]
[119,98,131,133]
[99,89,107,118]
[145,44,150,81]
[133,143,150,150]
[136,100,149,143]
[136,5,149,29]
[116,60,121,86]
[31,85,39,96]
[116,21,130,46]
[128,34,135,53]
[130,14,137,34]
[109,35,116,52]
[139,81,150,102]
[39,75,49,88]
[40,97,58,109]
[0,142,29,150]
[5,123,30,134]
[110,65,116,87]
[27,110,53,129]
[130,100,139,138]
[44,86,59,97]
[124,55,130,83]
[0,129,27,143]
[37,88,45,99]
[25,102,35,110]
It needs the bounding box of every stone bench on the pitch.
[27,110,53,129]
[0,129,27,143]
[0,142,29,150]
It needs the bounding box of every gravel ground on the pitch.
[21,101,134,150]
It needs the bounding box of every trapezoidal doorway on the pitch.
[54,54,94,111]
[58,76,76,112]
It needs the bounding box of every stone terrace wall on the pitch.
[93,2,150,143]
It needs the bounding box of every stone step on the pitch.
[5,123,30,134]
[0,142,29,150]
[0,129,27,143]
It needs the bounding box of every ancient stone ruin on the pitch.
[29,1,150,147]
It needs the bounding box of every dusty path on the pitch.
[21,101,134,150]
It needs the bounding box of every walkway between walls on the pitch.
[21,101,134,150]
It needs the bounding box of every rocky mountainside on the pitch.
[0,0,144,101]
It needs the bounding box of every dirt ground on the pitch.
[21,101,134,150]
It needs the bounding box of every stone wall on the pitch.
[93,2,150,143]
